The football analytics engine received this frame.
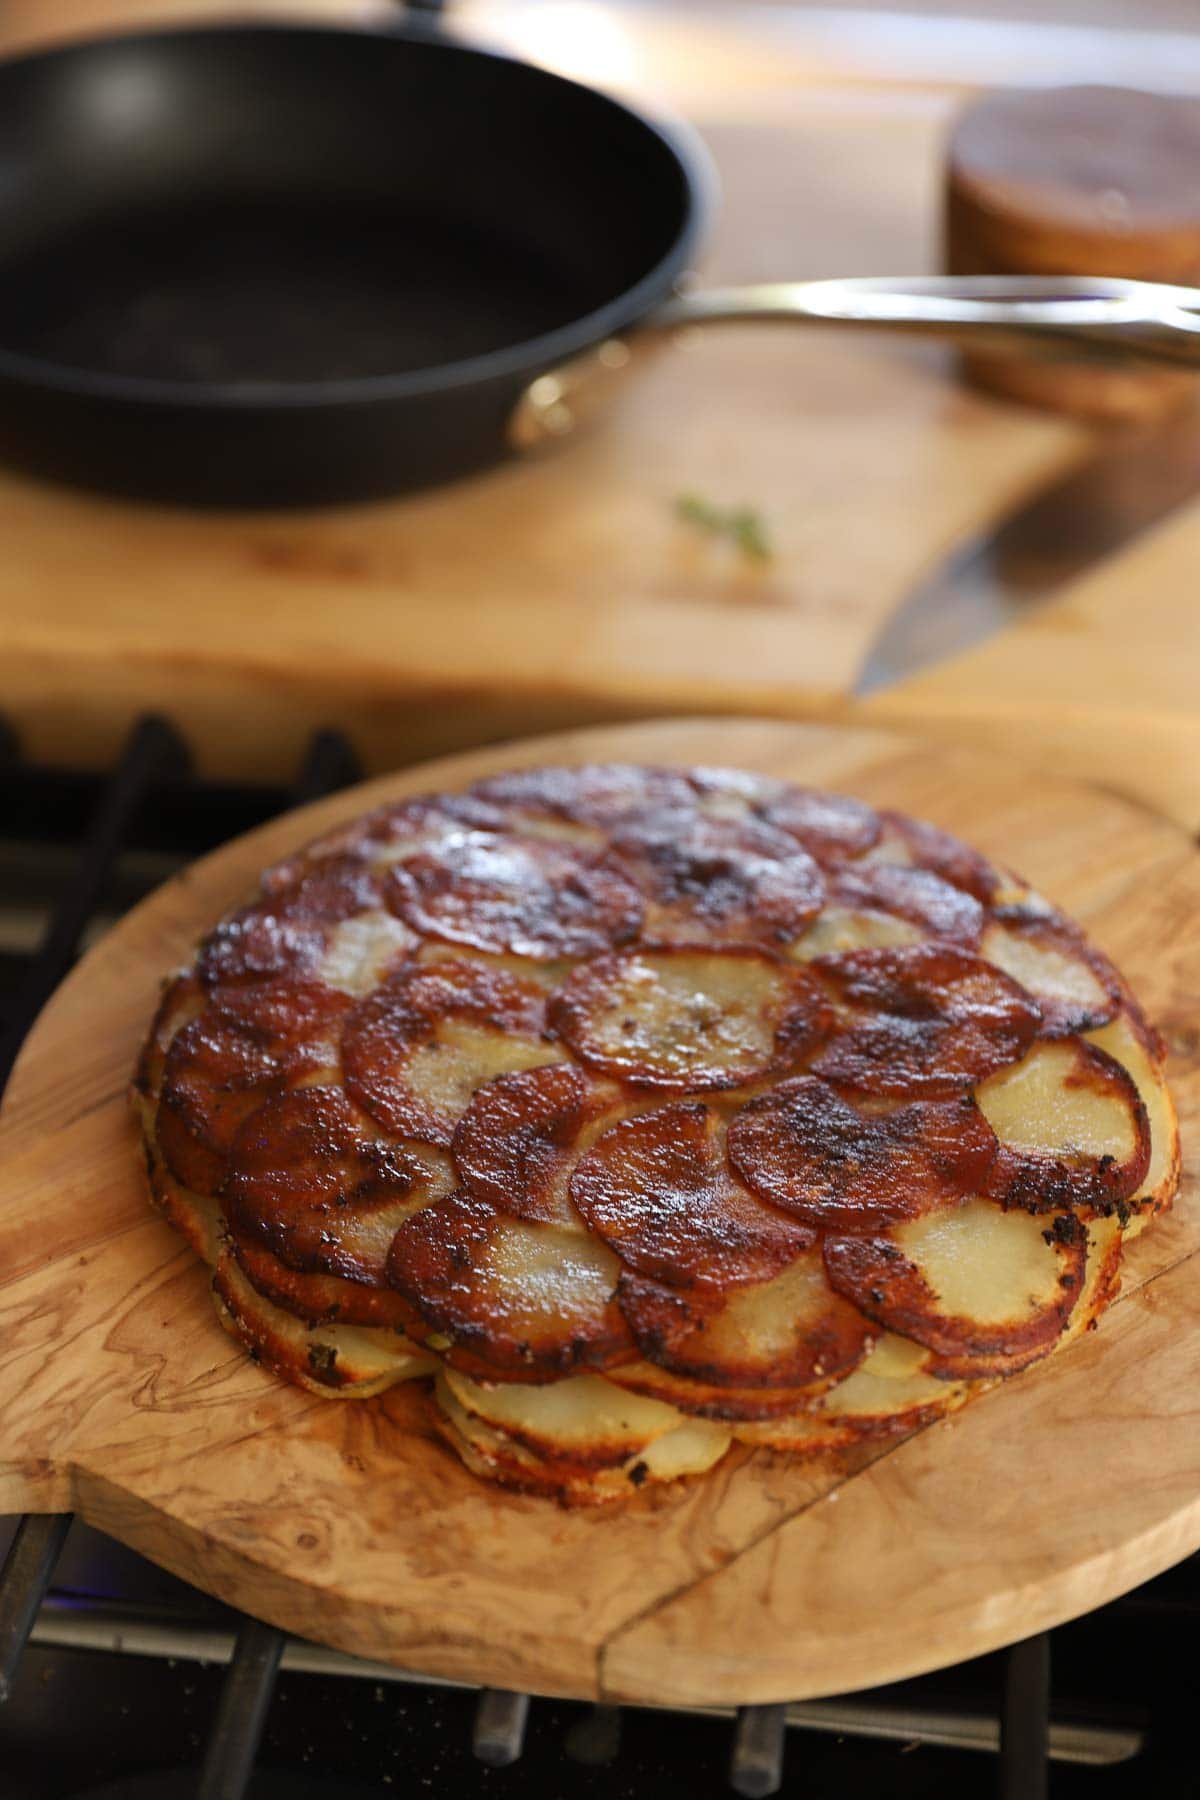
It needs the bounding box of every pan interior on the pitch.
[0,28,695,391]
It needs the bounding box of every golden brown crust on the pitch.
[131,759,1180,1502]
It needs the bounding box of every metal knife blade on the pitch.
[854,405,1200,695]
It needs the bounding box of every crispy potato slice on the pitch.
[156,978,352,1196]
[761,787,881,862]
[571,1100,813,1289]
[1086,1010,1180,1225]
[981,915,1119,1036]
[550,948,831,1091]
[879,811,1000,902]
[976,1037,1151,1215]
[472,763,697,831]
[824,1197,1085,1377]
[728,1077,997,1231]
[452,1064,622,1226]
[343,957,563,1146]
[214,1248,434,1398]
[134,971,206,1099]
[606,1358,837,1420]
[604,810,823,948]
[385,830,643,958]
[833,863,983,945]
[198,856,384,988]
[224,1086,450,1278]
[145,1154,225,1267]
[617,1247,874,1390]
[787,907,926,961]
[229,1232,426,1332]
[387,1195,633,1379]
[441,1366,684,1467]
[813,944,1041,1098]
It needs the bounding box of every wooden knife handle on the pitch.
[945,84,1200,419]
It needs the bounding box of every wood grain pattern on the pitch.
[0,717,1196,1705]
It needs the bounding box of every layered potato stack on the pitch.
[134,765,1179,1503]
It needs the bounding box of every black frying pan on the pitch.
[1,15,1197,507]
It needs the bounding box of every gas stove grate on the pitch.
[0,716,1180,1798]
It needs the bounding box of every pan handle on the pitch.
[509,274,1200,450]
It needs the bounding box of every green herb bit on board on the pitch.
[675,493,773,561]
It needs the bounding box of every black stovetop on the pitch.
[0,718,1193,1799]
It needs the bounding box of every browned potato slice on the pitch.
[981,914,1119,1036]
[976,1037,1151,1215]
[144,1153,224,1267]
[879,811,1000,901]
[343,957,564,1146]
[550,948,831,1090]
[833,863,983,945]
[452,1064,622,1226]
[1086,1010,1180,1227]
[570,1100,813,1289]
[229,1232,426,1332]
[728,1077,998,1231]
[440,1366,685,1468]
[198,855,384,988]
[472,763,696,831]
[385,830,644,957]
[224,1086,451,1278]
[387,1195,633,1379]
[156,978,353,1196]
[603,810,823,948]
[134,971,206,1099]
[606,1359,838,1421]
[824,1197,1085,1376]
[214,1248,435,1398]
[812,945,1041,1098]
[617,1248,874,1390]
[761,787,881,862]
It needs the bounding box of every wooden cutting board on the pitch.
[1,717,1198,1707]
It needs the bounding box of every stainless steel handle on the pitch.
[652,274,1200,366]
[508,274,1200,451]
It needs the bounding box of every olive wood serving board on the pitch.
[1,717,1197,1707]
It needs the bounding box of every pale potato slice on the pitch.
[434,1375,730,1502]
[214,1249,436,1398]
[816,1331,975,1426]
[1085,1012,1180,1226]
[414,940,576,989]
[441,1366,685,1467]
[787,907,926,961]
[1060,1214,1124,1345]
[980,917,1116,1035]
[401,1021,566,1124]
[825,1198,1084,1379]
[146,1153,225,1267]
[316,909,417,995]
[976,1037,1150,1214]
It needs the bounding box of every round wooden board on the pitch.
[1,717,1197,1708]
